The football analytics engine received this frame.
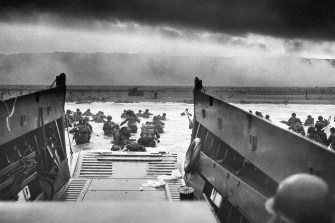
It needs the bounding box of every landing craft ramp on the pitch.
[54,151,185,202]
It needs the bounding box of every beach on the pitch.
[1,85,335,105]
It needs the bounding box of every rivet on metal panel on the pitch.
[202,109,206,118]
[236,181,240,187]
[217,118,222,130]
[249,134,257,151]
[226,172,230,179]
[211,162,216,168]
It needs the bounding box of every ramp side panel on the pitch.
[194,90,335,188]
[197,152,270,223]
[0,87,65,146]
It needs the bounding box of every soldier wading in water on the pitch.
[69,118,92,145]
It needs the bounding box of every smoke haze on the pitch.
[0,52,334,87]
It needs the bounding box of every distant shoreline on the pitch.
[1,86,335,105]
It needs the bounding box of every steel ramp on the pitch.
[55,151,184,202]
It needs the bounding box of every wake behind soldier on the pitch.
[103,115,115,136]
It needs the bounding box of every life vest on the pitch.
[184,138,202,173]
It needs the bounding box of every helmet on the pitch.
[139,110,142,112]
[265,174,332,223]
[163,113,166,116]
[318,116,323,121]
[107,115,112,120]
[315,122,323,130]
[66,109,72,113]
[307,115,312,118]
[292,113,296,117]
[126,110,134,116]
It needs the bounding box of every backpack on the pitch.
[78,125,90,135]
[125,142,146,151]
[141,125,155,138]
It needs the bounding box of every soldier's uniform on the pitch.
[120,110,140,133]
[69,120,92,145]
[138,124,160,147]
[103,115,115,135]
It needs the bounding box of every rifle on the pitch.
[185,109,194,129]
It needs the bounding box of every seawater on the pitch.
[64,102,194,171]
[64,102,335,172]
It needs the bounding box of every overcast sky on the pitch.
[0,1,335,86]
[1,0,335,58]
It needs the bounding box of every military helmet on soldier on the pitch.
[265,173,333,223]
[107,115,112,120]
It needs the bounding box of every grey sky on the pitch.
[0,1,334,86]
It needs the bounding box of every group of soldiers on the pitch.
[251,110,335,149]
[284,113,335,149]
[64,108,167,150]
[108,109,167,151]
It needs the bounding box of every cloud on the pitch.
[1,0,335,41]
